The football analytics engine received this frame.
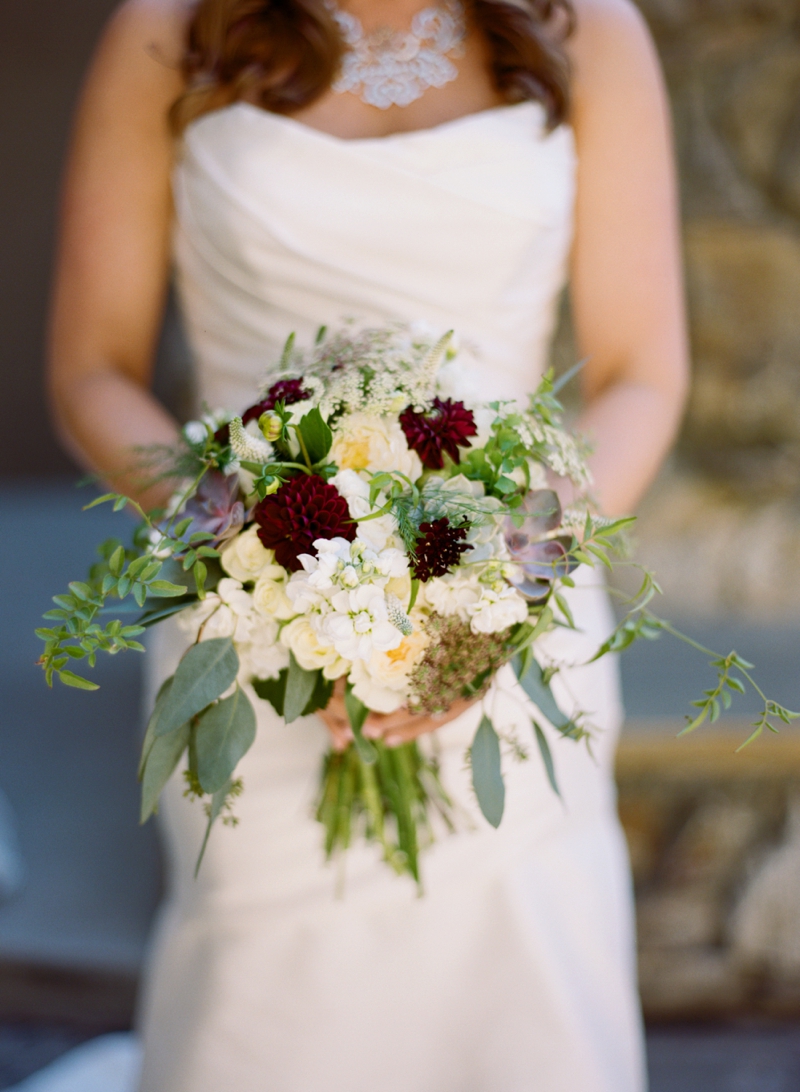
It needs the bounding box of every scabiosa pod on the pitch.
[411,517,473,582]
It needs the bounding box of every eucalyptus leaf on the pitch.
[532,719,560,797]
[140,720,190,823]
[513,655,571,732]
[195,687,257,794]
[195,779,232,877]
[154,638,239,737]
[471,715,505,828]
[138,676,175,778]
[283,653,318,724]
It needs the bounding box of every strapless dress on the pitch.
[135,100,646,1092]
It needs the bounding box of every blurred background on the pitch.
[1,0,799,1088]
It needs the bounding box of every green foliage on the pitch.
[470,715,505,828]
[195,686,257,794]
[316,739,452,886]
[532,720,560,797]
[296,406,333,466]
[37,490,226,689]
[284,653,320,724]
[513,655,579,738]
[253,668,333,718]
[140,721,191,824]
[344,685,377,764]
[154,638,239,738]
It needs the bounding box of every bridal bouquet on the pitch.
[36,325,797,882]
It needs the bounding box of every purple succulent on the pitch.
[179,471,245,545]
[504,489,577,601]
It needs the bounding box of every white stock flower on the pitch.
[330,413,422,481]
[220,525,275,583]
[331,469,398,552]
[280,617,348,677]
[469,585,528,635]
[322,585,403,662]
[422,572,482,623]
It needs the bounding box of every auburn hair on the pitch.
[170,0,575,135]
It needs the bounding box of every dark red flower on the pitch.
[412,518,473,582]
[215,379,311,443]
[399,398,478,470]
[253,475,355,572]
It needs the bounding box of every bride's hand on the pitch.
[317,678,477,750]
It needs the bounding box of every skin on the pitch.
[47,0,689,747]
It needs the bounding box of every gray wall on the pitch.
[1,0,131,477]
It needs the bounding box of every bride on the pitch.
[46,0,687,1089]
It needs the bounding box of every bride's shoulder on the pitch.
[567,0,665,112]
[100,0,194,74]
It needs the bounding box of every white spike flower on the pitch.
[229,416,273,464]
[385,593,413,637]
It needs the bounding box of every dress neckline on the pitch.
[214,99,545,147]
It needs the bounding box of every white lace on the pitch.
[327,1,467,110]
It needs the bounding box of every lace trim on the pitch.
[327,1,467,110]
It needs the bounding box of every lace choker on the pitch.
[327,1,467,110]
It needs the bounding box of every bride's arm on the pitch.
[47,0,189,509]
[567,0,690,516]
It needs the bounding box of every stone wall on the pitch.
[622,1,800,618]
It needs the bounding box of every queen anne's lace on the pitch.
[328,1,466,110]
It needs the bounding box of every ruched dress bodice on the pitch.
[136,101,646,1092]
[173,101,575,412]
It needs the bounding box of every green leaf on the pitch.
[57,669,100,691]
[195,687,257,794]
[52,595,76,611]
[68,581,93,601]
[82,492,119,510]
[297,406,333,466]
[133,583,147,608]
[138,677,174,778]
[154,638,239,737]
[194,560,208,596]
[147,580,190,598]
[532,719,560,797]
[253,672,286,717]
[470,715,505,827]
[344,685,377,764]
[140,720,190,823]
[195,780,233,877]
[283,652,319,723]
[113,495,128,512]
[513,655,572,732]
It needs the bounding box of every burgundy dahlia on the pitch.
[253,475,355,572]
[215,379,311,443]
[412,518,473,582]
[399,398,478,470]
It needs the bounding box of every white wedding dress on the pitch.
[15,101,646,1092]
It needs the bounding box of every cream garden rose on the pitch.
[221,525,274,583]
[280,617,349,679]
[330,412,422,481]
[253,565,296,621]
[349,615,430,712]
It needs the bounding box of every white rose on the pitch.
[330,413,422,481]
[253,566,295,620]
[469,585,528,635]
[240,640,289,682]
[349,660,406,714]
[220,525,275,583]
[350,615,430,712]
[280,617,348,677]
